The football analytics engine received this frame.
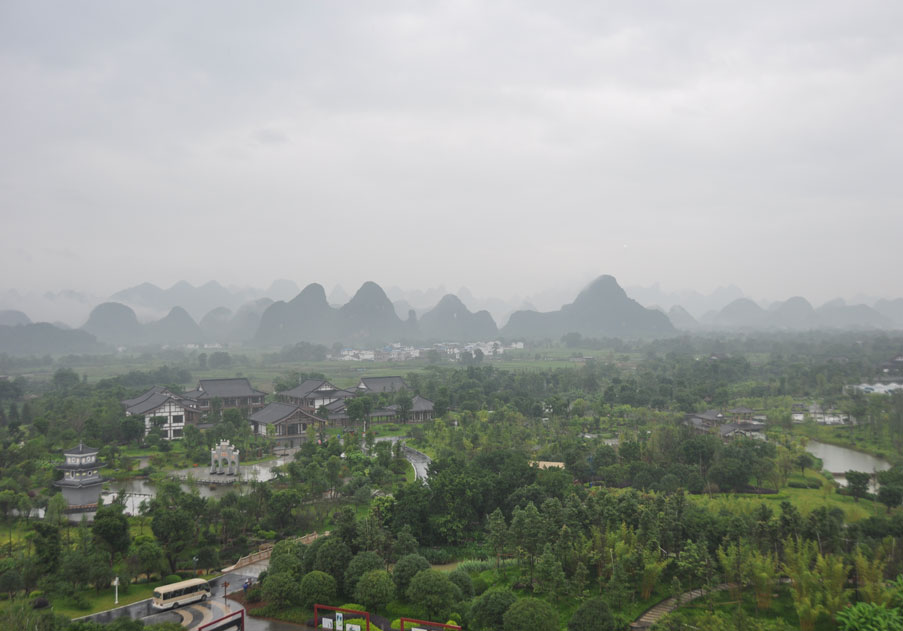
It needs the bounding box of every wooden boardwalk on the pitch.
[630,583,735,629]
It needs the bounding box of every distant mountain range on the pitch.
[503,275,675,339]
[683,296,898,331]
[110,279,299,321]
[2,275,903,355]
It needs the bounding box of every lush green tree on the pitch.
[817,552,851,621]
[0,568,22,598]
[31,523,61,574]
[313,538,352,596]
[263,571,301,608]
[448,568,473,599]
[406,569,459,620]
[486,508,508,570]
[134,540,166,581]
[87,550,114,593]
[392,553,430,599]
[845,471,871,502]
[93,504,131,560]
[354,569,394,612]
[470,588,517,631]
[503,597,558,631]
[345,551,384,599]
[795,452,815,476]
[535,544,567,599]
[748,550,777,611]
[877,485,903,513]
[567,597,618,631]
[267,542,305,582]
[151,508,195,572]
[509,501,544,584]
[300,570,337,609]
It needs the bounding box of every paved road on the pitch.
[402,445,431,481]
[76,572,261,630]
[372,437,431,481]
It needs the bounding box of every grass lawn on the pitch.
[403,461,416,483]
[53,572,222,619]
[688,468,885,523]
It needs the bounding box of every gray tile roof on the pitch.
[358,376,408,393]
[193,378,266,399]
[412,395,434,412]
[250,402,302,425]
[325,399,347,411]
[279,379,333,398]
[121,386,169,408]
[251,402,326,425]
[126,392,178,416]
[62,443,99,456]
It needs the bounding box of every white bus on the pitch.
[152,578,211,610]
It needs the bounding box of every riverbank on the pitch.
[791,423,903,465]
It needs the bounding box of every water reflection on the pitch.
[805,439,891,489]
[102,456,289,513]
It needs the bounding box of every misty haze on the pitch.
[2,3,903,631]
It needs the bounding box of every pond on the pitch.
[101,456,290,514]
[805,439,891,488]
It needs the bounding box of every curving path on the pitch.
[371,436,432,481]
[630,583,736,629]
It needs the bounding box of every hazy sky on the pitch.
[1,1,901,305]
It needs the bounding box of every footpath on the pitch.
[630,583,735,629]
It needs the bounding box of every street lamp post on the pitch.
[113,576,119,605]
[193,556,198,575]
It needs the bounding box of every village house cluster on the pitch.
[333,340,524,362]
[122,376,434,448]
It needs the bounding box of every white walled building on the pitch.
[122,387,189,440]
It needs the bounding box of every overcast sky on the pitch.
[1,1,901,306]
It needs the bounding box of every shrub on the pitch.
[392,554,430,598]
[246,585,263,603]
[163,574,182,585]
[262,572,301,609]
[448,569,473,599]
[472,576,488,596]
[354,570,395,612]
[406,570,458,621]
[568,598,618,631]
[345,551,384,598]
[503,597,557,631]
[300,570,337,609]
[470,588,516,631]
[31,596,50,609]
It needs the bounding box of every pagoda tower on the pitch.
[54,444,106,513]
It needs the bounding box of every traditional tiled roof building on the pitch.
[181,378,267,415]
[249,402,325,448]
